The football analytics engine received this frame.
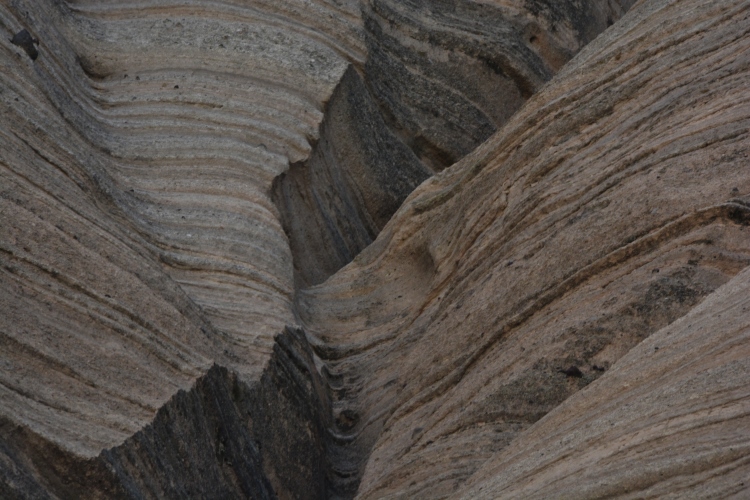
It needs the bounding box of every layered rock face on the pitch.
[2,0,749,499]
[274,0,635,286]
[1,0,361,495]
[299,1,750,496]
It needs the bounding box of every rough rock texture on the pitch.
[298,0,750,497]
[2,0,750,498]
[272,67,431,288]
[361,0,635,171]
[274,0,635,286]
[1,0,362,496]
[0,328,332,498]
[457,265,750,499]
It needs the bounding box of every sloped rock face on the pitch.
[1,0,362,496]
[298,0,750,497]
[0,328,332,498]
[2,0,749,499]
[456,265,750,499]
[274,0,634,286]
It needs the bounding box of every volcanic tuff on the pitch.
[1,0,748,499]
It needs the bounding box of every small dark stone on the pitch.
[592,365,605,372]
[174,85,179,89]
[559,366,583,378]
[10,29,39,60]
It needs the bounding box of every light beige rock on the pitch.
[0,0,363,457]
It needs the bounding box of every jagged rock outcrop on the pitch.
[0,328,333,498]
[2,0,749,498]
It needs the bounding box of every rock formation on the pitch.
[1,0,748,498]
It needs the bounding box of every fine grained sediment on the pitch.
[1,0,361,496]
[2,0,749,498]
[457,263,750,499]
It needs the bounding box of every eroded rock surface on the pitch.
[274,0,634,286]
[1,0,749,498]
[457,264,750,499]
[298,0,750,496]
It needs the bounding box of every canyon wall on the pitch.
[1,0,749,498]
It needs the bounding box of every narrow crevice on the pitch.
[273,0,633,289]
[272,66,430,288]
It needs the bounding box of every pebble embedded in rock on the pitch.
[10,29,39,60]
[560,366,584,378]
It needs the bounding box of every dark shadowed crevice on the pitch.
[2,253,746,499]
[273,0,635,288]
[272,67,431,288]
[0,327,357,499]
[0,2,642,499]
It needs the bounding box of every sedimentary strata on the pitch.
[275,0,635,285]
[299,0,750,496]
[1,0,749,498]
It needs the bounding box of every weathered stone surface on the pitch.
[457,264,750,499]
[273,67,431,288]
[0,328,332,498]
[297,0,750,497]
[275,0,633,286]
[1,0,749,498]
[361,0,634,171]
[1,0,362,496]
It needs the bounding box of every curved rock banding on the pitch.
[298,0,750,496]
[274,0,634,286]
[2,0,749,498]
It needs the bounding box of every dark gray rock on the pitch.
[10,29,38,60]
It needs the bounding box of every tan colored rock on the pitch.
[456,264,750,498]
[298,0,750,496]
[1,0,748,497]
[1,0,363,492]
